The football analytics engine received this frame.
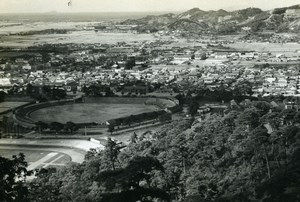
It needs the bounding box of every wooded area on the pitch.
[1,101,300,201]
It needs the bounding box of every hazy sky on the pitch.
[0,0,300,13]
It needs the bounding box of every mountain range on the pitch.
[121,5,300,34]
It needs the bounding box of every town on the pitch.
[2,2,300,202]
[1,37,300,100]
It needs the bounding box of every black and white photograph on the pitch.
[1,0,300,201]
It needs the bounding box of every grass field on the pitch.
[0,149,71,170]
[30,103,158,124]
[0,101,29,113]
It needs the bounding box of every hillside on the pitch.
[121,4,300,34]
[121,13,176,33]
[25,100,300,201]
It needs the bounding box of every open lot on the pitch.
[226,42,300,56]
[30,103,158,124]
[0,30,156,47]
[0,148,72,170]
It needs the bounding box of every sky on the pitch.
[0,0,300,13]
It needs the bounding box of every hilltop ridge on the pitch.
[122,4,300,34]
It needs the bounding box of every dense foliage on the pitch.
[2,101,300,201]
[0,153,32,202]
[0,91,7,102]
[26,84,67,101]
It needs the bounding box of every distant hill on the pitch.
[121,13,176,33]
[121,4,300,34]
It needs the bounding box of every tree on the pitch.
[41,52,51,63]
[108,124,115,135]
[98,156,170,202]
[104,138,121,171]
[235,108,260,130]
[189,99,199,117]
[256,149,300,202]
[216,87,233,102]
[64,121,77,135]
[130,132,138,144]
[51,88,67,100]
[281,109,296,125]
[124,115,135,126]
[25,102,300,202]
[26,83,34,97]
[260,111,281,129]
[159,113,172,123]
[0,91,6,102]
[252,101,272,116]
[0,153,32,202]
[35,121,48,135]
[105,87,114,97]
[125,57,136,69]
[200,52,207,60]
[250,127,272,179]
[293,112,300,124]
[50,122,64,134]
[175,93,185,106]
[28,168,61,202]
[232,81,253,101]
[0,116,9,134]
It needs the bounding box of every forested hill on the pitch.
[24,100,300,202]
[122,4,300,34]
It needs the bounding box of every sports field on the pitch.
[0,148,71,170]
[29,103,158,124]
[0,101,29,113]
